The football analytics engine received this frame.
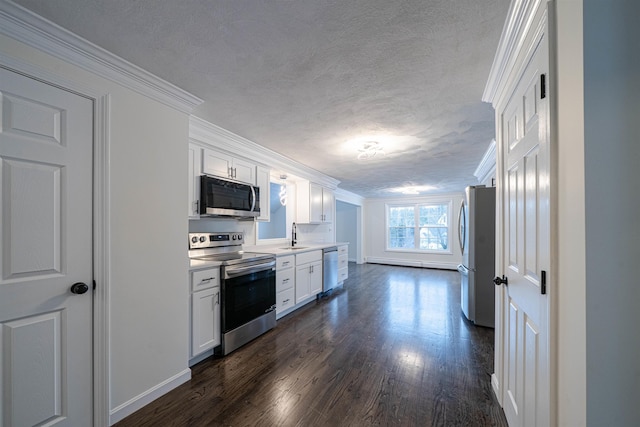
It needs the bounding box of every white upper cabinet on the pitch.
[188,143,202,218]
[321,185,334,223]
[202,148,256,185]
[256,166,271,222]
[296,181,334,223]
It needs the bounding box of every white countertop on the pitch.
[245,242,349,256]
[189,258,223,270]
[189,242,349,269]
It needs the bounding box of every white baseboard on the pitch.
[365,257,458,271]
[109,368,191,425]
[491,373,502,406]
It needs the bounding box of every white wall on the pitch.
[583,1,640,425]
[0,33,191,424]
[363,194,464,270]
[336,200,359,261]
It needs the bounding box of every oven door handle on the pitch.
[225,261,276,278]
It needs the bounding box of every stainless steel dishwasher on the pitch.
[322,246,338,292]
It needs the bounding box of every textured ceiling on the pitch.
[13,0,509,198]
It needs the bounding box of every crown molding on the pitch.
[474,139,497,184]
[334,188,365,206]
[483,0,543,105]
[0,0,203,114]
[189,115,341,190]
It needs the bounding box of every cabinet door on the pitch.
[188,144,201,217]
[233,157,256,184]
[256,166,270,221]
[191,287,221,356]
[309,183,324,222]
[202,149,232,178]
[322,188,334,223]
[295,264,311,304]
[309,260,323,295]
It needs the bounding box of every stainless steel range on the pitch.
[188,232,276,355]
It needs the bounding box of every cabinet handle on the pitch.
[216,292,220,305]
[283,278,289,283]
[282,261,290,266]
[200,277,215,283]
[283,298,290,304]
[194,200,199,214]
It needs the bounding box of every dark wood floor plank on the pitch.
[114,263,507,427]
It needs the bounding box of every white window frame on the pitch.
[385,200,453,254]
[257,181,292,245]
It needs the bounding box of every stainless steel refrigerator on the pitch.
[457,185,496,328]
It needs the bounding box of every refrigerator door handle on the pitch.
[458,200,466,255]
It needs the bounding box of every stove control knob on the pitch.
[232,235,237,240]
[199,236,206,243]
[237,234,242,240]
[191,236,198,244]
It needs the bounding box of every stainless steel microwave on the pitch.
[199,175,260,219]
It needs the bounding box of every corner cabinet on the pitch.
[190,267,221,362]
[202,148,256,185]
[188,143,201,218]
[296,182,334,224]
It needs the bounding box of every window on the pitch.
[387,202,451,252]
[258,182,288,240]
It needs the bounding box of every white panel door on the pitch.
[0,68,93,426]
[498,25,550,427]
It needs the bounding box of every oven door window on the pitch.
[222,268,275,333]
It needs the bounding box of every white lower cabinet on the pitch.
[191,287,220,356]
[190,267,220,360]
[338,244,349,283]
[276,255,295,316]
[295,250,323,304]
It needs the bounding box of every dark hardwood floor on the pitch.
[115,263,507,427]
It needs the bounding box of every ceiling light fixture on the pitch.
[357,141,385,160]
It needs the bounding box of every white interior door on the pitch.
[0,68,93,426]
[498,25,551,427]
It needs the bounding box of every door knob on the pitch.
[493,275,508,286]
[70,282,89,294]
